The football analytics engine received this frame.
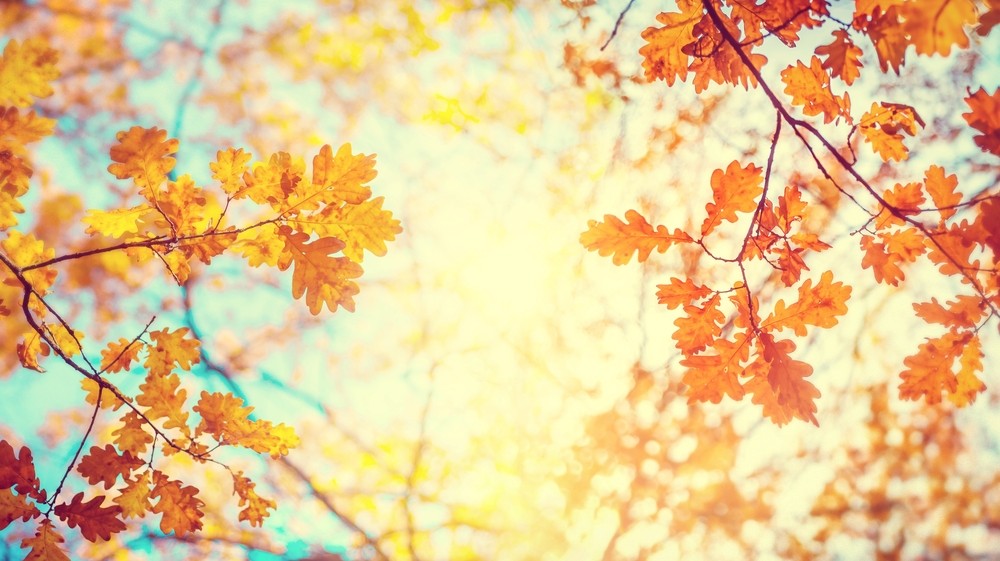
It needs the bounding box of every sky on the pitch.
[1,1,999,560]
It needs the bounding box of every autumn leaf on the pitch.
[902,0,976,57]
[860,234,905,286]
[701,161,763,236]
[754,334,820,426]
[99,338,145,374]
[639,0,703,85]
[950,335,985,406]
[232,472,276,527]
[234,222,285,267]
[310,143,377,205]
[150,470,204,537]
[762,271,851,336]
[80,378,128,411]
[780,56,850,124]
[0,441,42,499]
[963,87,1000,156]
[815,29,863,85]
[20,520,69,561]
[923,165,961,221]
[580,209,692,265]
[864,6,907,74]
[899,332,964,404]
[210,147,253,195]
[0,487,38,530]
[112,411,154,456]
[656,277,712,309]
[77,445,144,490]
[136,371,190,434]
[913,295,985,328]
[858,102,924,162]
[680,334,749,403]
[276,224,363,314]
[0,38,59,107]
[144,327,201,376]
[16,331,50,372]
[193,391,301,458]
[303,197,403,262]
[114,471,152,519]
[53,492,126,542]
[107,126,179,195]
[82,205,152,239]
[672,293,724,355]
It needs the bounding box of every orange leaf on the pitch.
[680,334,749,403]
[902,0,976,56]
[99,338,144,374]
[114,471,152,520]
[963,87,1000,156]
[860,234,904,286]
[193,391,300,458]
[639,0,703,85]
[16,331,49,373]
[106,126,178,195]
[310,143,377,205]
[112,411,153,456]
[581,209,692,265]
[232,472,276,528]
[277,225,365,314]
[753,335,820,426]
[53,492,125,542]
[913,295,985,328]
[210,147,252,196]
[0,486,38,530]
[656,277,712,309]
[925,223,977,276]
[815,29,863,85]
[150,470,204,537]
[76,445,143,490]
[859,102,924,162]
[950,335,986,406]
[144,327,200,376]
[701,161,763,236]
[0,38,59,108]
[0,441,42,499]
[136,371,189,434]
[672,293,724,355]
[899,332,964,403]
[865,6,907,74]
[763,271,851,336]
[20,519,69,561]
[923,165,961,222]
[780,56,850,124]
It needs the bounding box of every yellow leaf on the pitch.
[276,225,362,314]
[300,196,402,262]
[0,38,59,107]
[83,205,152,238]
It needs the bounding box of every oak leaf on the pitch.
[672,293,724,355]
[114,471,152,519]
[53,492,126,542]
[20,520,69,561]
[950,335,985,406]
[310,143,377,205]
[112,411,154,456]
[902,0,976,56]
[815,29,863,85]
[0,487,38,530]
[150,471,204,537]
[144,327,200,376]
[193,391,301,458]
[99,338,144,374]
[962,87,1000,156]
[858,102,924,162]
[656,277,712,309]
[639,0,702,85]
[923,165,961,221]
[754,335,820,426]
[865,6,907,74]
[276,225,363,314]
[232,472,276,527]
[82,205,152,239]
[107,127,179,195]
[136,371,189,434]
[16,331,49,373]
[763,271,851,336]
[701,161,763,236]
[301,196,403,262]
[680,333,749,403]
[860,234,904,285]
[76,445,143,490]
[0,441,42,499]
[0,38,59,107]
[780,56,850,123]
[913,295,984,328]
[580,209,692,265]
[899,332,964,403]
[210,147,252,195]
[80,378,128,411]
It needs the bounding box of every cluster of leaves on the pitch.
[0,35,400,558]
[582,0,999,425]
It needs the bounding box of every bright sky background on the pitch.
[1,1,999,560]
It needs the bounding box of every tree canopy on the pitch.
[1,1,998,560]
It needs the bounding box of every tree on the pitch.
[1,1,998,561]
